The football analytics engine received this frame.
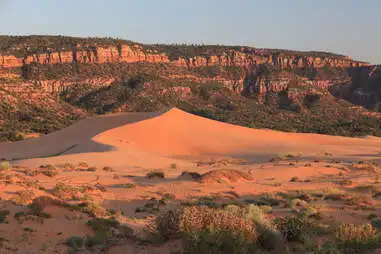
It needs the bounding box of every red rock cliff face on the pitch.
[176,52,369,69]
[0,44,170,68]
[0,44,369,70]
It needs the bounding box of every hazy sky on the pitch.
[0,0,380,64]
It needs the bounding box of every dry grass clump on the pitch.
[270,153,302,163]
[344,195,374,210]
[151,204,286,252]
[0,161,10,171]
[78,162,89,168]
[321,187,347,201]
[199,169,253,184]
[335,224,381,252]
[153,205,257,242]
[110,183,135,189]
[289,176,301,182]
[181,206,257,239]
[66,218,133,251]
[14,190,35,205]
[275,216,310,242]
[290,198,309,213]
[337,179,353,186]
[79,202,108,217]
[196,158,248,167]
[351,161,380,173]
[39,164,59,177]
[76,166,97,172]
[28,196,63,214]
[102,166,114,172]
[50,182,92,200]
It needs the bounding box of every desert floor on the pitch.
[1,108,381,253]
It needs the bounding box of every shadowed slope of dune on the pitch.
[0,111,161,160]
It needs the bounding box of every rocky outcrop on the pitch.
[1,78,114,93]
[175,50,369,70]
[0,44,169,68]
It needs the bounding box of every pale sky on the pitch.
[0,0,380,64]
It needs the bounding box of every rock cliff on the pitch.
[0,41,369,70]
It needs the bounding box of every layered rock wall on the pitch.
[0,44,369,70]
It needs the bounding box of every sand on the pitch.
[1,108,381,170]
[1,108,381,253]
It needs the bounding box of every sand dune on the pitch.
[1,108,381,169]
[2,108,381,253]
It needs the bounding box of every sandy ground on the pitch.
[1,108,381,253]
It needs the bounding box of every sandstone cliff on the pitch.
[0,39,369,70]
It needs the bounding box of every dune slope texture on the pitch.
[1,108,381,169]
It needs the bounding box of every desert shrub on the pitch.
[40,165,59,177]
[40,164,56,170]
[183,229,257,254]
[290,198,308,212]
[0,161,10,171]
[161,193,176,200]
[338,179,353,186]
[50,182,76,199]
[154,208,182,240]
[102,166,113,172]
[14,190,35,205]
[79,202,107,217]
[290,176,300,182]
[0,210,10,223]
[86,218,133,246]
[88,166,97,172]
[322,188,346,201]
[146,171,165,179]
[28,196,61,214]
[276,216,310,242]
[66,236,86,250]
[371,219,381,229]
[76,166,97,172]
[78,162,89,168]
[260,205,273,214]
[181,206,257,254]
[111,183,135,189]
[224,204,283,251]
[250,193,281,207]
[154,206,257,242]
[302,207,318,218]
[193,196,220,209]
[335,224,381,252]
